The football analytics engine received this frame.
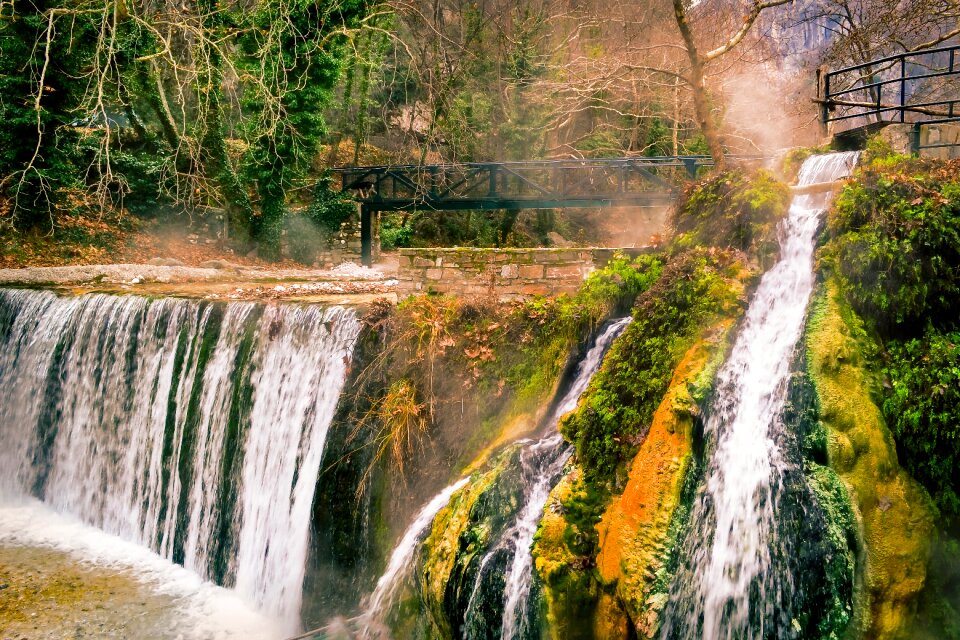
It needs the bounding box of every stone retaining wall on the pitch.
[397,247,653,299]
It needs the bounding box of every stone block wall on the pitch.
[397,247,653,299]
[877,122,960,159]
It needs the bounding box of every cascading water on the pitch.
[356,476,471,635]
[0,289,360,634]
[464,316,633,640]
[660,151,860,640]
[347,317,629,640]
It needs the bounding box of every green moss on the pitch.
[669,168,791,263]
[637,451,701,636]
[415,446,523,638]
[532,469,612,639]
[560,248,745,489]
[535,303,743,639]
[806,280,936,638]
[804,462,859,639]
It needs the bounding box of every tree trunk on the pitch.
[199,48,254,247]
[672,0,727,170]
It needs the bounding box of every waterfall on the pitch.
[0,289,360,632]
[358,477,471,631]
[660,151,860,640]
[464,316,633,640]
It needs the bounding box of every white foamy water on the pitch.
[661,152,860,640]
[497,316,632,640]
[0,496,282,639]
[357,477,471,633]
[0,290,361,634]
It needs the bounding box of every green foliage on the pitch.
[670,169,791,261]
[882,331,960,527]
[0,0,374,259]
[306,175,357,232]
[860,135,900,166]
[822,157,960,337]
[560,249,744,485]
[238,1,373,258]
[380,213,413,250]
[0,2,100,227]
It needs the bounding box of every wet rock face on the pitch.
[806,282,936,638]
[418,445,530,637]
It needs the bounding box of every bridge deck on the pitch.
[330,156,727,265]
[331,156,715,212]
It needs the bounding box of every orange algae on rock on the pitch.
[595,320,733,638]
[534,468,631,639]
[807,281,935,639]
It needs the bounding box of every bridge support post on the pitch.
[360,205,375,267]
[817,65,830,140]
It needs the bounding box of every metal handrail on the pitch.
[820,44,960,126]
[827,44,959,76]
[328,156,716,173]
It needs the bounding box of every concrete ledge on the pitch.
[398,247,655,299]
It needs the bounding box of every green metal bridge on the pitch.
[331,156,719,264]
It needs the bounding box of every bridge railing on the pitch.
[330,156,715,211]
[819,44,960,127]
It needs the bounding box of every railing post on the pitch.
[900,56,907,123]
[876,81,882,120]
[361,205,373,266]
[488,165,498,197]
[818,65,830,138]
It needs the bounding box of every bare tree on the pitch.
[670,0,793,167]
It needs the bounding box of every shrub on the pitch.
[669,168,790,261]
[380,212,412,250]
[882,330,960,528]
[823,157,960,337]
[306,174,357,232]
[560,248,744,484]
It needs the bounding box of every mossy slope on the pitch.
[594,321,732,637]
[807,280,936,638]
[532,249,751,639]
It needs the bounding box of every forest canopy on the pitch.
[1,0,958,260]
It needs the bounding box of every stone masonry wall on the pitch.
[397,247,653,299]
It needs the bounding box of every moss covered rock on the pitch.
[670,169,791,264]
[534,468,627,639]
[594,321,733,638]
[416,444,528,638]
[806,280,936,638]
